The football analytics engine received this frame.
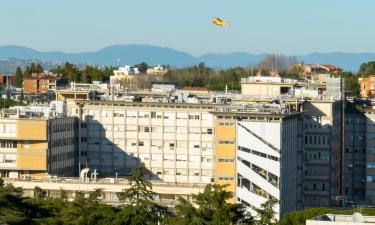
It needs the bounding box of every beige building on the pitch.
[0,106,78,179]
[146,65,168,75]
[3,177,205,206]
[240,76,296,97]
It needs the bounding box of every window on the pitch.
[177,113,188,120]
[139,111,150,118]
[189,169,200,176]
[176,154,187,161]
[177,141,187,148]
[368,163,375,169]
[201,128,213,134]
[152,154,162,161]
[189,155,200,162]
[176,169,187,176]
[151,140,162,148]
[163,168,173,175]
[201,156,213,163]
[189,127,200,134]
[189,114,200,120]
[218,158,235,163]
[126,125,137,131]
[219,140,234,144]
[114,111,125,117]
[164,127,175,133]
[163,154,174,161]
[4,154,16,163]
[23,141,30,149]
[126,111,137,118]
[219,177,234,181]
[177,127,187,134]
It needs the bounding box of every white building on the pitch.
[306,213,375,225]
[69,101,217,184]
[236,114,300,219]
[113,66,140,76]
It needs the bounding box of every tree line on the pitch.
[10,59,375,96]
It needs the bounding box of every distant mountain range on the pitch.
[0,45,375,73]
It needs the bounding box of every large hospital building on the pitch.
[0,75,350,218]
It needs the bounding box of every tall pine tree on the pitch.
[13,66,23,88]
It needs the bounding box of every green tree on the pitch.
[88,188,103,202]
[23,66,32,77]
[116,168,162,225]
[34,186,47,199]
[136,62,148,73]
[19,90,24,102]
[168,184,252,225]
[117,168,154,205]
[359,61,375,77]
[58,188,68,201]
[341,71,359,96]
[13,66,23,88]
[254,199,278,225]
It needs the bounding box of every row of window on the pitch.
[238,146,279,162]
[48,152,75,163]
[304,151,330,161]
[345,119,366,126]
[346,160,366,168]
[50,137,77,148]
[152,168,213,176]
[50,123,75,132]
[88,139,212,150]
[345,147,365,153]
[218,122,235,127]
[304,182,328,192]
[304,135,331,145]
[88,124,213,134]
[218,140,234,145]
[88,153,214,163]
[0,141,17,149]
[87,110,212,121]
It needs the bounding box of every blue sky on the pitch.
[0,0,374,56]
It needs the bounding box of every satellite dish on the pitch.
[352,212,364,223]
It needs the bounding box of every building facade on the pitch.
[0,107,78,179]
[359,76,375,98]
[301,100,343,207]
[23,73,60,94]
[236,114,300,218]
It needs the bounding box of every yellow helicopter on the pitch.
[212,18,230,27]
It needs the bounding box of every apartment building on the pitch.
[23,73,61,94]
[301,100,343,207]
[0,104,78,178]
[359,76,375,98]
